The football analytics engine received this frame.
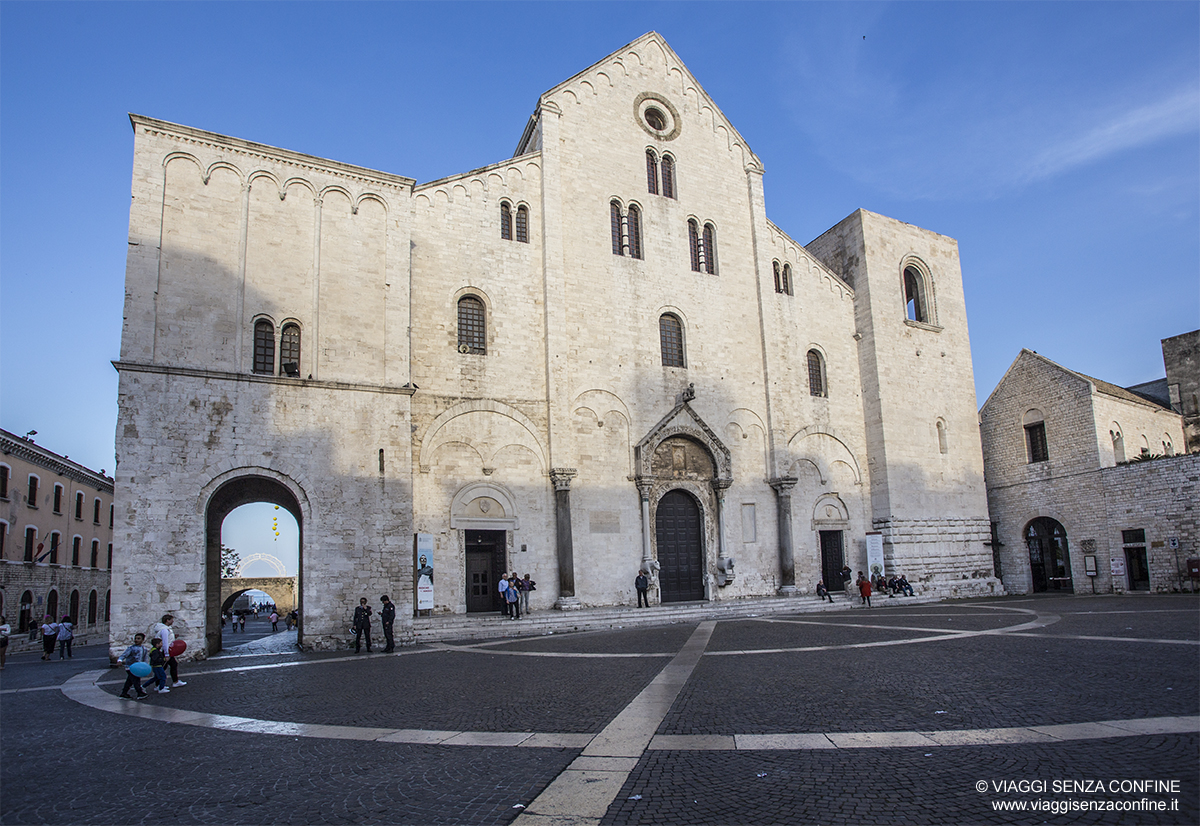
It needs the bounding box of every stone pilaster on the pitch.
[551,468,580,610]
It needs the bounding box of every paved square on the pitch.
[1,594,1196,825]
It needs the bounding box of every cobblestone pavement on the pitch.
[0,593,1196,825]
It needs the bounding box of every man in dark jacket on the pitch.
[635,571,650,608]
[353,598,373,653]
[380,595,396,653]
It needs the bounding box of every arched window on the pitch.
[937,420,948,454]
[0,465,8,499]
[107,543,113,568]
[627,205,643,260]
[24,527,36,561]
[1111,427,1125,463]
[688,219,701,272]
[105,589,111,622]
[646,150,659,195]
[500,202,512,241]
[45,591,58,626]
[49,532,60,564]
[904,265,928,323]
[702,223,717,274]
[0,522,6,558]
[109,504,114,527]
[660,155,675,199]
[457,295,486,355]
[53,484,63,513]
[1023,409,1048,463]
[1164,436,1174,457]
[280,323,301,377]
[69,589,79,624]
[807,350,826,397]
[75,491,83,520]
[611,201,624,256]
[515,205,529,243]
[90,540,99,568]
[71,536,81,566]
[93,498,101,524]
[773,261,782,293]
[253,319,275,374]
[660,314,685,368]
[87,590,98,625]
[27,476,38,508]
[18,590,33,633]
[781,264,792,295]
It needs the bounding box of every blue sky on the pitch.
[3,0,1198,490]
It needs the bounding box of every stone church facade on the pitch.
[111,32,998,656]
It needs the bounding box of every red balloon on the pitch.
[168,640,187,657]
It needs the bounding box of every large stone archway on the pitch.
[220,576,298,614]
[204,471,306,654]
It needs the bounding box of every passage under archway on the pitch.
[206,476,303,654]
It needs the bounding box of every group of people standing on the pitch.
[33,614,75,660]
[351,595,396,653]
[498,573,534,619]
[116,614,188,700]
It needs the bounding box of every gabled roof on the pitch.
[523,31,762,170]
[981,349,1173,413]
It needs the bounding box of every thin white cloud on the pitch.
[1021,88,1200,184]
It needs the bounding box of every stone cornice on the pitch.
[0,431,113,492]
[130,114,416,191]
[112,361,417,397]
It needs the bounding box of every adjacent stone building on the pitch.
[112,32,1000,656]
[980,344,1197,595]
[0,429,114,649]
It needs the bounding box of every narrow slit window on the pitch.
[646,150,659,195]
[773,261,782,293]
[688,220,701,272]
[627,205,642,260]
[782,264,792,295]
[253,319,275,374]
[702,223,717,274]
[500,202,512,241]
[807,350,825,397]
[904,266,927,323]
[611,201,624,256]
[280,323,301,377]
[515,205,529,243]
[661,155,675,199]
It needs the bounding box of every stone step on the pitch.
[405,593,937,645]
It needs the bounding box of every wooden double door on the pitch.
[465,530,507,613]
[656,490,705,602]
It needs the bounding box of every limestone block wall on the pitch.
[123,117,414,387]
[989,453,1199,594]
[808,210,995,590]
[111,370,414,658]
[1091,393,1186,466]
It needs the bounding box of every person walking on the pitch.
[117,633,150,700]
[352,598,373,653]
[149,637,170,693]
[40,615,58,661]
[56,615,74,659]
[238,613,246,632]
[0,615,10,670]
[153,614,187,687]
[635,571,650,607]
[380,595,396,653]
[269,611,279,632]
[857,572,873,608]
[505,575,521,620]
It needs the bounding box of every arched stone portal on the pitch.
[220,577,297,615]
[1025,516,1072,593]
[205,474,304,655]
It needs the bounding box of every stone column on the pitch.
[636,478,654,572]
[551,468,580,610]
[771,477,798,595]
